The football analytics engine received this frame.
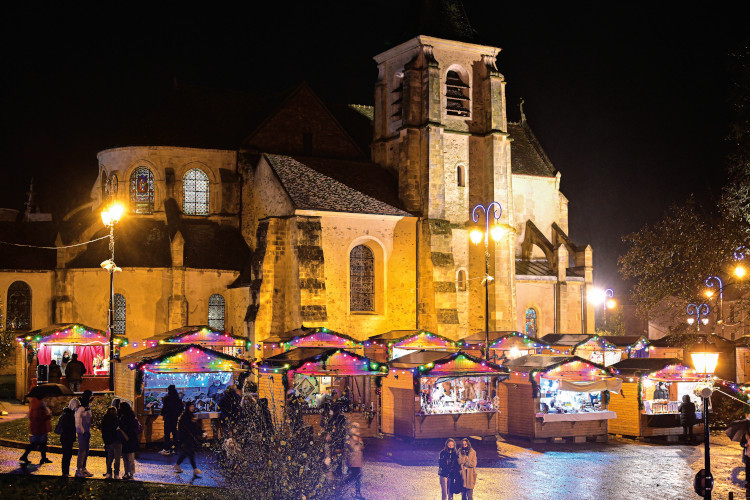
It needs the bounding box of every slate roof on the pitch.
[611,357,684,376]
[265,154,410,216]
[508,122,557,177]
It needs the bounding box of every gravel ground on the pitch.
[0,434,748,499]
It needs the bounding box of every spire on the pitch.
[413,0,480,44]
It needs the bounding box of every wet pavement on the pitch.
[0,434,747,499]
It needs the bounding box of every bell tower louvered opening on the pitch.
[446,70,470,117]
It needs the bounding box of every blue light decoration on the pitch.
[686,302,710,329]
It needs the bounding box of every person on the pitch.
[61,350,71,374]
[100,406,122,479]
[19,396,52,466]
[160,385,183,456]
[48,360,62,384]
[174,402,203,478]
[65,353,87,393]
[741,427,750,488]
[653,382,669,400]
[218,385,241,427]
[344,422,365,498]
[439,438,460,500]
[118,402,139,480]
[458,438,477,500]
[57,398,78,477]
[207,378,223,402]
[74,390,94,477]
[679,394,697,443]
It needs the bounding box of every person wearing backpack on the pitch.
[57,398,78,477]
[118,402,139,480]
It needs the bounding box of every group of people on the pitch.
[157,384,207,478]
[46,352,87,392]
[438,438,478,500]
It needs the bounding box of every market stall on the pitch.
[571,336,622,366]
[498,355,620,442]
[16,323,127,396]
[381,350,508,439]
[365,330,461,362]
[487,332,551,363]
[260,326,364,359]
[648,333,736,382]
[458,331,526,361]
[258,347,387,437]
[142,325,249,357]
[608,358,705,439]
[539,334,592,355]
[115,343,249,444]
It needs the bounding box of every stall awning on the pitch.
[459,331,521,345]
[539,334,593,347]
[489,333,550,350]
[612,357,685,378]
[261,326,362,350]
[507,355,615,382]
[261,347,387,376]
[123,344,248,373]
[19,323,109,346]
[572,337,618,354]
[388,330,460,350]
[390,350,508,378]
[143,325,247,348]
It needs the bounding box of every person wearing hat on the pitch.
[75,390,94,477]
[344,422,365,498]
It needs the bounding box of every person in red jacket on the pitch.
[19,396,52,466]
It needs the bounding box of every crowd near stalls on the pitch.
[259,326,364,358]
[16,323,126,396]
[498,355,620,442]
[648,333,736,382]
[365,330,461,362]
[609,358,706,439]
[258,348,387,437]
[115,343,249,443]
[381,350,508,439]
[142,325,249,357]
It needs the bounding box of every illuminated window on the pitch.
[457,269,467,292]
[525,308,538,336]
[130,167,155,214]
[446,69,470,117]
[6,281,31,331]
[113,294,126,336]
[183,168,209,215]
[350,245,375,312]
[208,294,225,330]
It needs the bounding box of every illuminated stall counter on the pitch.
[365,330,462,363]
[116,343,249,444]
[499,355,620,442]
[259,326,364,359]
[258,347,387,438]
[16,323,127,397]
[381,350,508,439]
[608,358,705,439]
[142,325,249,356]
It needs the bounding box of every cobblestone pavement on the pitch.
[0,434,748,499]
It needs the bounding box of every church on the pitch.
[2,21,594,396]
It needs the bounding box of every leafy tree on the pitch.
[0,299,13,370]
[595,305,625,335]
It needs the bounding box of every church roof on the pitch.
[265,154,410,217]
[508,121,557,177]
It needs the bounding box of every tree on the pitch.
[0,299,12,371]
[595,305,625,336]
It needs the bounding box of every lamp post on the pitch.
[470,202,514,361]
[588,287,616,331]
[691,348,719,499]
[704,276,723,336]
[101,201,124,391]
[686,303,710,333]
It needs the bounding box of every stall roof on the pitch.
[19,323,109,346]
[261,347,387,375]
[388,330,460,349]
[611,357,684,376]
[649,332,735,349]
[735,336,750,348]
[389,350,457,369]
[122,343,249,372]
[261,326,362,347]
[572,336,618,354]
[368,330,420,341]
[539,334,593,346]
[600,336,650,348]
[506,354,614,381]
[390,350,508,377]
[489,333,550,349]
[460,331,522,344]
[143,325,247,347]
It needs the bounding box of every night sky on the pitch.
[1,2,748,299]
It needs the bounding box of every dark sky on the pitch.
[1,2,748,299]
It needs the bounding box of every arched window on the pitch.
[6,281,31,331]
[456,165,466,187]
[208,294,226,330]
[446,69,470,117]
[113,294,126,336]
[130,167,154,214]
[457,269,467,292]
[525,308,538,336]
[183,168,210,215]
[350,245,375,312]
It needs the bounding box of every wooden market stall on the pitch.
[381,350,508,439]
[609,358,705,439]
[115,343,249,444]
[365,330,461,363]
[648,333,736,382]
[571,336,623,366]
[735,336,750,383]
[16,323,126,397]
[498,355,620,443]
[260,326,364,359]
[600,336,651,359]
[539,334,592,355]
[141,325,249,357]
[486,332,551,363]
[258,347,387,437]
[458,331,527,361]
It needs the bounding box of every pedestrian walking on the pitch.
[100,406,122,479]
[174,402,204,478]
[439,438,460,500]
[118,401,139,480]
[343,422,365,498]
[48,360,62,384]
[65,353,87,393]
[679,394,697,443]
[159,385,183,455]
[18,396,52,466]
[458,438,477,500]
[56,398,78,477]
[74,390,94,477]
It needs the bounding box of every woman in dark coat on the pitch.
[58,399,78,477]
[48,360,62,384]
[118,402,139,480]
[100,406,122,478]
[174,402,203,478]
[678,394,697,442]
[160,385,183,455]
[438,438,460,500]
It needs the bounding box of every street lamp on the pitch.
[691,347,719,499]
[588,288,616,331]
[686,303,710,332]
[101,201,124,391]
[470,202,514,361]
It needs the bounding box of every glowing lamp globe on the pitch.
[588,288,606,306]
[101,202,125,226]
[701,318,709,325]
[735,265,748,279]
[687,317,695,325]
[691,351,719,376]
[470,228,483,245]
[704,289,714,298]
[606,299,616,310]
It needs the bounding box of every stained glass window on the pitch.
[6,281,31,331]
[130,167,154,214]
[113,294,126,336]
[183,168,210,215]
[350,245,375,312]
[525,308,537,336]
[208,294,225,330]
